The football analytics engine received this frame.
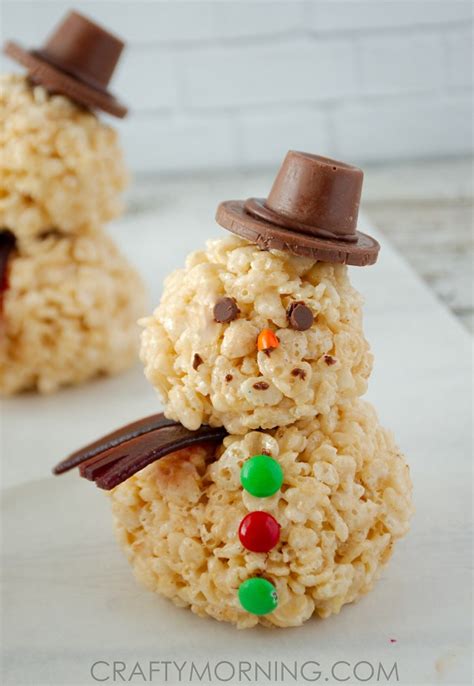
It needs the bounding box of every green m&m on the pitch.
[240,454,283,498]
[238,577,278,615]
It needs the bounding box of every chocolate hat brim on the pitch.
[216,200,380,266]
[3,41,127,118]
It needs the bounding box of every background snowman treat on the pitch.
[54,152,412,628]
[0,11,145,394]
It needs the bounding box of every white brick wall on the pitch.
[118,113,237,172]
[446,27,473,88]
[1,0,472,173]
[179,38,358,109]
[307,0,472,31]
[333,94,472,160]
[358,33,445,95]
[239,108,331,166]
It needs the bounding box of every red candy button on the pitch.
[238,511,280,553]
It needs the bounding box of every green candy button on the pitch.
[241,454,283,498]
[238,577,278,615]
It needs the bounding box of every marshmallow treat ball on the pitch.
[0,74,127,242]
[110,399,412,628]
[140,235,373,434]
[0,228,146,394]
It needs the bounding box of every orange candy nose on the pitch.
[257,329,279,352]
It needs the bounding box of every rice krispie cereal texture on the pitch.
[0,74,127,242]
[110,399,412,628]
[141,235,372,434]
[0,228,146,394]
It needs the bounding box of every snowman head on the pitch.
[141,234,373,435]
[0,73,127,246]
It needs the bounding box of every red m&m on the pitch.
[238,511,280,553]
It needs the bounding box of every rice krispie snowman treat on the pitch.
[54,152,412,628]
[0,12,145,394]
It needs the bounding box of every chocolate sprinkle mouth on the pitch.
[53,413,228,490]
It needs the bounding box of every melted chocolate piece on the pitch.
[4,11,128,117]
[213,297,240,323]
[215,151,380,267]
[0,230,16,312]
[192,353,203,370]
[287,301,314,331]
[84,424,226,490]
[53,413,176,474]
[53,413,228,490]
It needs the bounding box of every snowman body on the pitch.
[110,235,412,628]
[0,75,145,393]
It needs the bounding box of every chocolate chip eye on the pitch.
[286,301,314,331]
[213,297,240,323]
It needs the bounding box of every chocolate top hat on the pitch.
[3,10,128,118]
[216,151,380,266]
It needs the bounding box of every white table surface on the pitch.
[1,188,472,685]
